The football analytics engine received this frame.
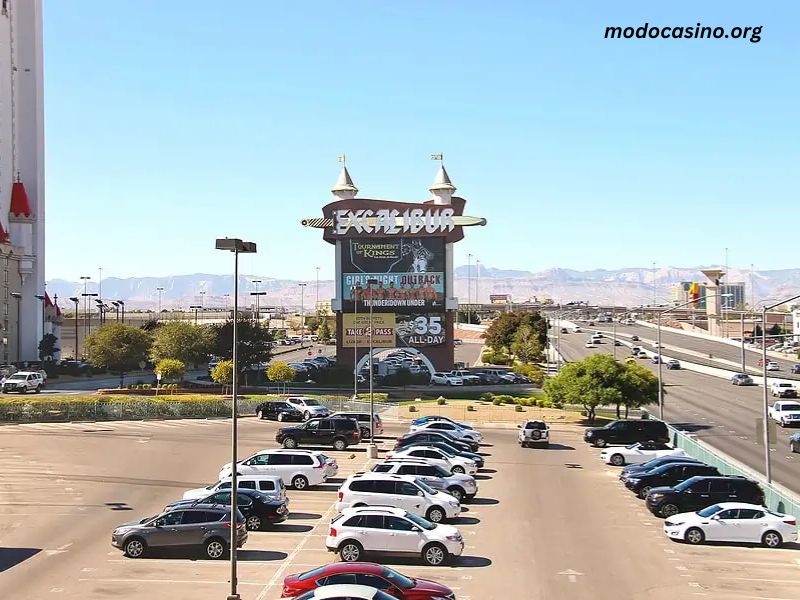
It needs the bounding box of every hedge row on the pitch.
[479,392,558,409]
[0,397,232,422]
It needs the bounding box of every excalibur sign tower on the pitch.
[301,161,486,376]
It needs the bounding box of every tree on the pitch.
[318,315,331,341]
[483,312,523,351]
[267,361,296,393]
[210,320,273,376]
[84,323,152,388]
[618,361,659,418]
[38,333,59,361]
[304,316,320,333]
[150,321,213,367]
[211,359,233,392]
[155,358,186,382]
[510,323,543,363]
[768,324,782,336]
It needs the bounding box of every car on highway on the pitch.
[286,397,331,420]
[280,562,456,600]
[645,476,765,518]
[386,445,478,475]
[411,415,474,430]
[396,430,480,453]
[584,340,597,348]
[630,346,642,355]
[1,371,44,394]
[651,355,663,364]
[398,439,484,468]
[792,364,800,374]
[770,383,797,398]
[166,488,289,531]
[518,419,549,448]
[111,505,247,559]
[731,373,755,386]
[218,449,335,490]
[619,455,702,482]
[430,372,463,386]
[293,584,396,600]
[255,400,304,422]
[330,411,384,439]
[626,462,720,498]
[371,458,477,503]
[769,401,800,427]
[600,441,686,467]
[560,327,568,334]
[336,473,461,523]
[766,361,781,371]
[663,502,797,548]
[614,340,623,346]
[183,474,287,501]
[584,419,669,448]
[666,359,681,370]
[631,335,640,341]
[276,417,361,451]
[574,326,582,333]
[326,506,464,565]
[409,420,482,443]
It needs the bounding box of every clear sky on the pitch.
[43,1,798,282]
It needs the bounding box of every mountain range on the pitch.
[44,266,800,311]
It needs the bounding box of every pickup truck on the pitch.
[450,370,482,385]
[518,420,550,448]
[770,382,797,398]
[769,401,800,428]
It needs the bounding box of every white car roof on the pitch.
[309,584,381,600]
[218,474,282,482]
[340,505,407,517]
[710,502,773,511]
[347,472,417,482]
[396,446,446,455]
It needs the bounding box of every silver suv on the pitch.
[518,420,550,448]
[111,505,247,559]
[1,371,44,394]
[371,458,477,503]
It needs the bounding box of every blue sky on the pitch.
[43,1,798,281]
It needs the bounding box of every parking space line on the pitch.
[78,578,266,586]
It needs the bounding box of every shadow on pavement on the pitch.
[474,475,492,481]
[269,524,314,533]
[542,443,575,451]
[0,548,41,572]
[479,468,497,473]
[287,512,322,520]
[450,516,480,525]
[310,484,340,493]
[239,550,289,561]
[670,423,714,432]
[455,555,492,568]
[469,497,499,506]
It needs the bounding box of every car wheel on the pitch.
[277,412,284,422]
[333,438,347,451]
[448,487,465,503]
[205,538,227,559]
[426,506,445,523]
[660,503,680,518]
[762,530,783,548]
[638,486,652,499]
[257,409,264,419]
[422,543,448,566]
[593,438,607,448]
[283,437,298,449]
[19,388,26,395]
[610,453,626,467]
[684,527,705,545]
[246,515,262,531]
[339,541,363,562]
[304,411,311,421]
[123,537,146,558]
[292,475,308,490]
[451,465,465,474]
[35,385,41,394]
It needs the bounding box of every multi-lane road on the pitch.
[557,325,800,495]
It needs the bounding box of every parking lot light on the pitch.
[366,278,379,458]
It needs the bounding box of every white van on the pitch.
[182,474,286,502]
[218,448,335,490]
[335,472,460,523]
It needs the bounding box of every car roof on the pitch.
[220,474,283,481]
[309,584,380,599]
[712,502,769,510]
[341,505,406,517]
[349,472,417,482]
[397,445,445,454]
[305,562,386,577]
[262,448,321,455]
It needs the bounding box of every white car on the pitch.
[408,421,482,442]
[768,401,800,428]
[326,506,464,565]
[430,372,463,386]
[663,502,797,548]
[218,449,334,489]
[584,340,596,348]
[766,361,781,371]
[294,585,396,600]
[770,383,797,398]
[600,442,686,467]
[370,458,478,503]
[336,473,460,523]
[386,446,477,475]
[182,474,286,502]
[286,396,331,420]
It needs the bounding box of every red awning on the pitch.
[10,181,32,217]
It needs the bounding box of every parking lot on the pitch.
[2,417,800,599]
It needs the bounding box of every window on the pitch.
[423,450,440,459]
[218,482,232,490]
[155,511,183,526]
[373,464,392,473]
[317,419,333,430]
[208,492,230,504]
[239,480,256,490]
[292,455,314,465]
[738,509,762,519]
[362,515,385,529]
[417,466,437,476]
[397,482,420,496]
[343,515,365,528]
[709,480,734,494]
[384,516,416,531]
[716,509,738,520]
[408,449,425,458]
[319,573,357,585]
[686,480,710,494]
[270,454,293,465]
[182,511,212,524]
[258,481,276,492]
[397,465,417,475]
[248,454,271,466]
[373,480,396,494]
[305,421,319,431]
[355,574,392,590]
[349,480,375,493]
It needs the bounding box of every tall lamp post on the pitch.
[156,287,165,317]
[366,278,379,457]
[80,276,91,339]
[466,253,473,325]
[117,300,125,324]
[215,237,257,600]
[10,292,21,363]
[69,297,79,358]
[351,285,358,400]
[189,304,202,325]
[82,292,98,337]
[251,280,262,323]
[111,301,121,321]
[761,294,800,483]
[298,283,307,346]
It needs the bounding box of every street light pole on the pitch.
[366,278,379,457]
[467,253,472,325]
[118,300,125,324]
[298,283,307,346]
[156,287,164,317]
[215,237,257,600]
[80,276,91,339]
[69,297,79,358]
[352,285,358,400]
[190,305,202,325]
[740,312,746,374]
[252,280,261,323]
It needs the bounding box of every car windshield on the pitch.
[204,482,218,490]
[782,404,800,411]
[7,375,25,381]
[696,504,723,517]
[415,479,436,494]
[380,566,415,589]
[404,511,436,530]
[275,402,292,409]
[303,399,321,406]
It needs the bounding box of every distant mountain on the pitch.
[46,266,800,310]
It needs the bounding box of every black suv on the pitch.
[625,462,719,498]
[275,417,360,450]
[646,476,765,518]
[620,455,701,482]
[166,489,289,531]
[255,401,303,422]
[395,431,479,453]
[584,419,669,447]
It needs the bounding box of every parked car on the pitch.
[218,449,334,490]
[411,415,473,430]
[286,397,331,420]
[276,417,361,451]
[111,505,247,559]
[518,420,549,448]
[326,506,464,566]
[731,373,755,386]
[386,445,477,475]
[646,476,765,518]
[166,488,289,531]
[409,421,482,443]
[280,562,456,600]
[584,419,669,448]
[1,371,44,394]
[449,370,481,385]
[663,502,797,548]
[255,401,304,422]
[336,473,460,523]
[399,439,485,469]
[620,455,702,482]
[430,372,463,386]
[183,474,287,501]
[396,431,479,453]
[371,458,477,503]
[295,584,396,600]
[601,442,686,467]
[627,462,720,498]
[330,411,384,439]
[666,359,681,370]
[766,361,781,371]
[768,401,800,427]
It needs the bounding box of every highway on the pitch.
[557,331,800,496]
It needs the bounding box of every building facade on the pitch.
[671,281,746,310]
[0,0,46,363]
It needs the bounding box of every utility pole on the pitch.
[467,253,472,325]
[156,287,165,317]
[298,283,307,346]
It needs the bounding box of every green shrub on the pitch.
[512,363,545,384]
[481,350,512,366]
[495,394,515,405]
[479,392,494,401]
[492,397,503,406]
[436,396,446,405]
[408,405,418,413]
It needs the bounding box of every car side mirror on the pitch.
[417,491,424,497]
[710,514,720,520]
[411,526,421,532]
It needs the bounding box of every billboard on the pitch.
[395,313,446,347]
[341,237,445,312]
[341,313,446,348]
[489,294,510,304]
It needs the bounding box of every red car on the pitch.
[281,562,455,599]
